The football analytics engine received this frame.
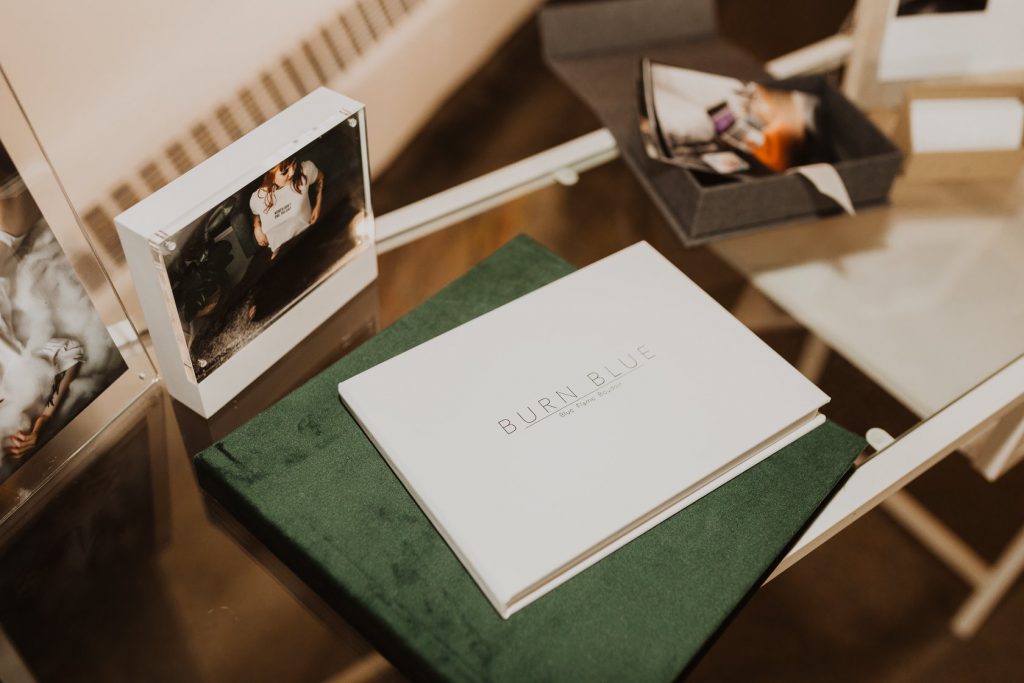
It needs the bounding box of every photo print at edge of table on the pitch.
[897,0,989,16]
[0,143,127,484]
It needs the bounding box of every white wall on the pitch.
[0,0,538,215]
[0,0,539,321]
[0,1,344,205]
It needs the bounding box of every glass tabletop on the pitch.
[1,6,1022,683]
[181,18,1024,678]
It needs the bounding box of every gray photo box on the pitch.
[539,0,902,244]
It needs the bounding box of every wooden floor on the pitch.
[1,6,1022,683]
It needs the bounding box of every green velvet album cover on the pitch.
[195,235,864,682]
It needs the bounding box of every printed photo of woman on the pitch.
[0,144,126,484]
[249,156,324,259]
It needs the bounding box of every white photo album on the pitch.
[340,242,830,618]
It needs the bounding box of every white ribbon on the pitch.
[789,163,855,215]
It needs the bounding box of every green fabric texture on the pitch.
[195,235,865,682]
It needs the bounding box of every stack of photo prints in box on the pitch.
[0,144,126,484]
[638,59,835,184]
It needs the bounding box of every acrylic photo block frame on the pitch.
[0,67,157,532]
[117,88,377,417]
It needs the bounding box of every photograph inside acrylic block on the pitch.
[0,143,127,485]
[157,114,372,383]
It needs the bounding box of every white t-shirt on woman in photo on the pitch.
[250,160,320,252]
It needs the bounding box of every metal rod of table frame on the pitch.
[374,128,1024,585]
[376,128,618,253]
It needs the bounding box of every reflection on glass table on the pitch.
[100,58,1024,683]
[712,171,1024,637]
[369,120,1024,643]
[172,283,380,453]
[170,120,1024,682]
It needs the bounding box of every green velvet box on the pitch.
[196,236,864,681]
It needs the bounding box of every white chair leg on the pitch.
[729,285,830,383]
[882,489,1024,639]
[951,522,1024,639]
[0,623,35,683]
[962,401,1024,481]
[730,285,803,333]
[881,490,990,587]
[796,333,831,383]
[731,286,1024,639]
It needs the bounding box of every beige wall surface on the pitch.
[0,0,538,319]
[0,0,346,204]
